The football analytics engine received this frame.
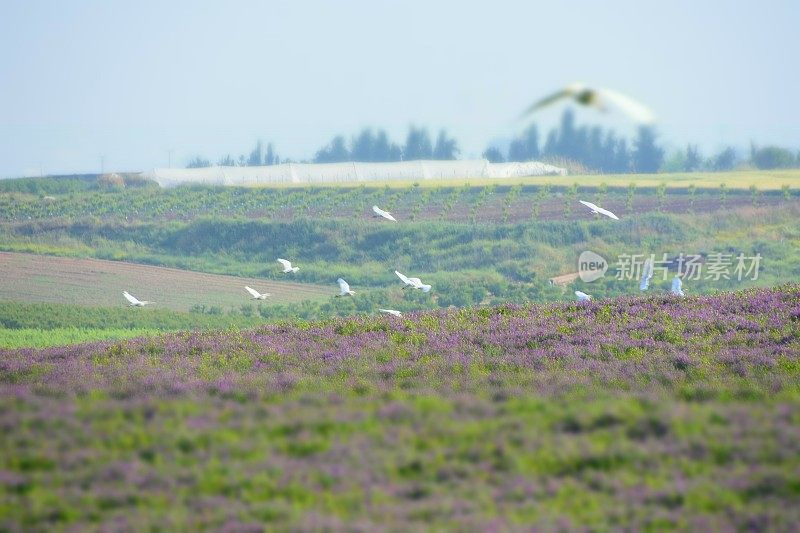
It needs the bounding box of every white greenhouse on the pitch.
[146,159,566,187]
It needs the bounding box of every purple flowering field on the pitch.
[1,286,799,530]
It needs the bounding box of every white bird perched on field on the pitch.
[579,200,619,220]
[379,309,402,317]
[245,286,270,300]
[395,270,432,292]
[372,205,397,222]
[123,291,152,307]
[277,258,299,273]
[639,258,654,291]
[575,290,592,302]
[671,276,685,296]
[521,83,656,124]
[336,278,355,297]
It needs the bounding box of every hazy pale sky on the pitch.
[1,0,798,177]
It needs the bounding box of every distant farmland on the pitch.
[0,252,331,311]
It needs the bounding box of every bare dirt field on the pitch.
[0,252,331,311]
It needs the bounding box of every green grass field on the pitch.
[1,175,799,348]
[239,168,800,190]
[0,327,163,348]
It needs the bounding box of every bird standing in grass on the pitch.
[379,309,402,317]
[640,258,654,291]
[671,276,685,296]
[575,290,592,302]
[522,83,656,124]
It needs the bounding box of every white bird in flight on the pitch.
[639,258,654,291]
[379,309,402,317]
[245,286,270,300]
[395,270,432,292]
[521,83,656,124]
[671,276,685,296]
[579,200,619,220]
[123,291,152,307]
[277,258,299,273]
[336,278,355,297]
[372,205,397,222]
[575,290,592,302]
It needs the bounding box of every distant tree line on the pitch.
[186,109,800,173]
[314,126,459,163]
[187,141,282,169]
[484,109,664,173]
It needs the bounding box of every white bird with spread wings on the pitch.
[579,200,620,220]
[395,270,432,292]
[372,205,397,222]
[245,286,270,300]
[277,258,299,273]
[336,278,355,297]
[522,83,656,124]
[123,291,152,307]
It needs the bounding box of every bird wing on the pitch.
[374,205,396,221]
[579,200,599,211]
[277,258,291,269]
[245,286,261,298]
[122,291,140,305]
[597,206,620,220]
[575,291,591,301]
[597,87,656,124]
[520,88,575,119]
[379,309,401,317]
[395,270,411,285]
[337,278,351,293]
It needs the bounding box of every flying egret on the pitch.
[671,276,685,296]
[579,200,619,220]
[379,309,402,317]
[122,291,152,307]
[395,270,432,292]
[245,286,270,300]
[521,83,656,124]
[639,258,654,291]
[277,258,299,273]
[372,205,397,222]
[336,278,355,297]
[575,290,592,302]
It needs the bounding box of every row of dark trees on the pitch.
[186,110,799,172]
[483,110,663,173]
[314,127,459,163]
[187,141,281,169]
